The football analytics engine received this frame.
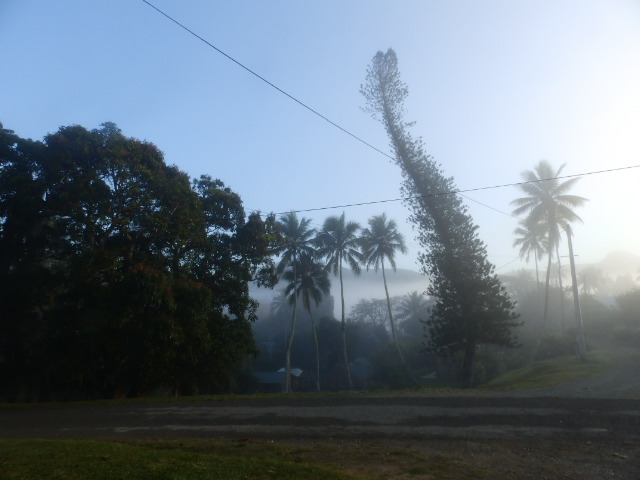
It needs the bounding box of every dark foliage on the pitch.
[0,123,276,401]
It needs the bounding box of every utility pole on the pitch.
[566,226,587,361]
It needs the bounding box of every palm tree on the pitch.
[511,160,587,357]
[275,212,316,393]
[513,217,547,316]
[578,266,608,295]
[270,290,291,347]
[396,291,431,339]
[283,253,330,392]
[315,212,362,389]
[360,214,413,377]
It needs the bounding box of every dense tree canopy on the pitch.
[0,122,276,400]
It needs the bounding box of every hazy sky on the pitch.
[2,0,639,274]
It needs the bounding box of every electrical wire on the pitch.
[274,164,640,215]
[140,0,392,161]
[139,1,639,223]
[495,256,522,271]
[139,0,637,274]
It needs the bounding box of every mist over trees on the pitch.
[252,291,434,390]
[499,268,640,363]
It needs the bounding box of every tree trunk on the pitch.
[381,259,402,363]
[534,251,542,318]
[285,260,297,393]
[566,228,586,361]
[381,259,417,385]
[556,244,566,334]
[461,340,477,388]
[532,250,553,362]
[285,302,297,393]
[542,250,552,331]
[310,310,321,392]
[339,258,353,389]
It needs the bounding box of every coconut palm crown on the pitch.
[275,212,316,276]
[511,160,587,241]
[360,213,407,273]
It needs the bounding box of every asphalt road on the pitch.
[2,395,638,442]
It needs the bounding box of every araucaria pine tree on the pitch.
[361,49,520,387]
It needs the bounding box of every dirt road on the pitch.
[2,393,639,479]
[2,355,639,479]
[1,394,638,441]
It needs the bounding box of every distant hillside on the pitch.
[253,251,640,319]
[335,267,427,311]
[250,267,427,319]
[595,251,640,278]
[502,250,640,297]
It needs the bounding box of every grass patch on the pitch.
[482,350,613,391]
[0,439,365,480]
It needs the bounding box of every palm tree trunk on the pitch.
[285,260,297,393]
[566,228,586,361]
[381,259,400,358]
[338,258,354,389]
[542,250,552,331]
[310,310,321,392]
[381,259,417,385]
[285,301,297,393]
[532,250,553,362]
[556,244,566,334]
[534,251,542,318]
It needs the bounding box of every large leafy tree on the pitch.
[283,253,330,392]
[361,49,520,387]
[349,298,394,330]
[274,212,316,393]
[511,160,587,356]
[360,213,412,377]
[315,212,362,389]
[0,122,276,400]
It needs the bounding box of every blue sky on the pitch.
[2,0,639,274]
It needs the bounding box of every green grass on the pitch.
[0,439,366,480]
[482,350,613,391]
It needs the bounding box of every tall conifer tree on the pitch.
[361,49,520,387]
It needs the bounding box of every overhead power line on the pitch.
[140,0,392,160]
[459,193,515,218]
[494,256,524,272]
[274,164,640,215]
[139,2,639,223]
